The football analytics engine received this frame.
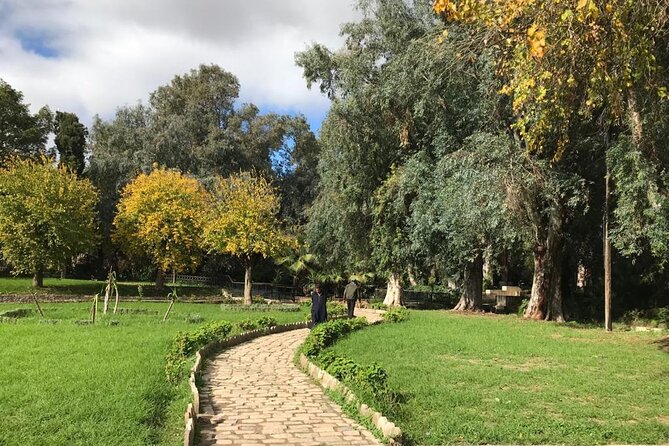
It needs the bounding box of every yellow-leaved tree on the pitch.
[205,172,296,304]
[0,157,99,287]
[113,168,209,288]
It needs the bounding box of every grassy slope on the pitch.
[0,277,220,297]
[328,311,669,445]
[0,302,307,446]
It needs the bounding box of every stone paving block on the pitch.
[195,326,383,446]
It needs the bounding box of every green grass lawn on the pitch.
[328,311,669,445]
[0,302,308,446]
[0,277,220,298]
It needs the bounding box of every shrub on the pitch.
[237,319,258,331]
[517,299,529,316]
[257,316,278,329]
[658,307,669,326]
[166,320,233,383]
[382,307,409,323]
[370,302,387,310]
[0,309,32,318]
[252,295,266,304]
[327,301,347,317]
[301,318,369,358]
[219,303,300,312]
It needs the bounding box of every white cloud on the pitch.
[0,0,359,127]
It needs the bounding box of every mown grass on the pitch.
[0,277,220,297]
[327,311,669,445]
[0,302,308,446]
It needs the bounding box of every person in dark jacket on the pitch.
[343,280,360,318]
[310,285,327,327]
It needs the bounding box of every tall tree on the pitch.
[299,0,508,305]
[205,172,295,304]
[0,157,98,287]
[54,111,87,176]
[433,0,669,323]
[0,80,52,164]
[113,168,209,288]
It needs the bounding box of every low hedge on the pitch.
[300,312,410,417]
[165,320,233,383]
[219,303,302,312]
[236,316,278,332]
[300,317,369,358]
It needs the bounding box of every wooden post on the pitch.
[604,165,612,332]
[31,293,45,318]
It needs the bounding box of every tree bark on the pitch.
[383,272,403,307]
[407,266,418,287]
[454,252,483,311]
[524,220,565,322]
[243,261,253,305]
[155,269,165,290]
[33,268,44,288]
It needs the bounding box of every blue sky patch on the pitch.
[15,29,59,59]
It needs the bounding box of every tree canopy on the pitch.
[0,157,98,286]
[113,168,209,287]
[205,172,296,304]
[0,80,52,165]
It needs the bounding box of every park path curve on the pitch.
[197,310,384,446]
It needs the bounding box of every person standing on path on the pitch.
[310,284,327,327]
[343,280,360,318]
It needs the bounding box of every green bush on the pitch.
[517,299,529,316]
[327,301,347,317]
[252,295,266,304]
[301,318,369,358]
[219,303,301,312]
[237,319,258,331]
[658,307,669,326]
[370,302,387,310]
[257,316,278,329]
[382,306,409,323]
[622,307,669,328]
[165,320,233,383]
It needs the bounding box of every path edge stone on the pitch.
[296,313,404,446]
[183,320,309,446]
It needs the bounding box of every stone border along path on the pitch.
[197,309,385,446]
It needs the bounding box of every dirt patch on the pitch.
[656,415,669,425]
[655,335,669,353]
[440,355,564,372]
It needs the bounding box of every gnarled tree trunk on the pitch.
[524,221,565,322]
[454,251,483,311]
[383,272,403,307]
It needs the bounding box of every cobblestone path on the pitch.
[197,317,383,446]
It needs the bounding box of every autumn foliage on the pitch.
[205,172,296,303]
[433,0,668,158]
[0,157,99,286]
[113,168,209,285]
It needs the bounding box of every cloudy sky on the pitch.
[0,0,360,133]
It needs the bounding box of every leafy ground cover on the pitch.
[0,277,220,298]
[327,311,669,445]
[0,302,307,446]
